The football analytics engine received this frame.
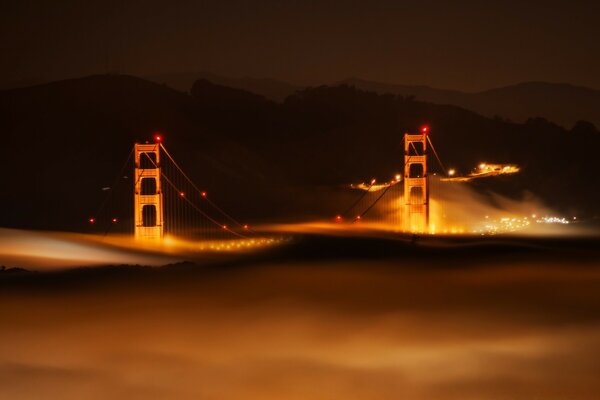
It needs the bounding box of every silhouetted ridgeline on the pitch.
[147,73,600,128]
[148,71,301,102]
[340,78,600,129]
[0,74,598,231]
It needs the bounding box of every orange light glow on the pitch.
[179,192,185,197]
[201,192,207,197]
[335,215,342,221]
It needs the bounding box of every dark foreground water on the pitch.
[1,235,600,400]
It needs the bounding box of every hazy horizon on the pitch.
[4,1,600,92]
[4,70,600,93]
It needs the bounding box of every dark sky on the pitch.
[2,0,599,91]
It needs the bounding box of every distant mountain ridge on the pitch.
[148,72,600,128]
[6,72,598,128]
[147,71,301,102]
[340,78,600,128]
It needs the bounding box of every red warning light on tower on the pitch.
[111,217,118,223]
[89,217,95,224]
[153,133,163,143]
[421,125,429,134]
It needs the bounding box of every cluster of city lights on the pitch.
[472,214,576,235]
[473,216,532,235]
[537,216,571,224]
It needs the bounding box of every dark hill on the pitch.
[0,75,599,231]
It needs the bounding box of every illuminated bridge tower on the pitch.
[134,143,164,239]
[403,129,429,232]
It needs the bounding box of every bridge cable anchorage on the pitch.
[141,150,249,239]
[159,143,255,234]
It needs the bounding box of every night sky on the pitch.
[3,0,599,91]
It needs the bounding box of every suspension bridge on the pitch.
[89,126,514,241]
[89,133,258,242]
[332,125,450,234]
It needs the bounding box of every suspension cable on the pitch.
[355,182,397,221]
[159,143,251,231]
[142,151,247,238]
[342,180,376,218]
[340,137,404,218]
[354,143,416,221]
[427,135,447,175]
[350,133,448,221]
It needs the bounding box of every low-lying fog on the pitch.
[2,244,600,399]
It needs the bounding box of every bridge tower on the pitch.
[403,129,429,232]
[134,143,164,239]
